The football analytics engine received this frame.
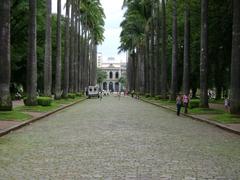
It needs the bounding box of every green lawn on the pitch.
[209,99,224,104]
[189,108,225,115]
[0,97,86,121]
[211,113,240,124]
[15,103,61,112]
[141,97,240,124]
[141,97,176,106]
[15,97,85,113]
[0,110,32,121]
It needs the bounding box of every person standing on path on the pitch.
[176,95,182,116]
[131,90,135,98]
[224,97,230,112]
[183,94,189,113]
[118,91,121,100]
[99,91,103,101]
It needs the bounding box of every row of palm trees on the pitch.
[120,0,240,114]
[0,0,105,110]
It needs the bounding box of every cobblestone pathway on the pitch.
[0,96,240,179]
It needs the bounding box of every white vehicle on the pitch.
[87,86,99,98]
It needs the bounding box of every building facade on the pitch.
[97,52,103,68]
[99,57,127,92]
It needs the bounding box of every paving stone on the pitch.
[0,96,240,179]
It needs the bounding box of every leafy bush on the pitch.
[37,97,53,106]
[75,92,82,97]
[145,93,151,98]
[68,93,76,99]
[155,95,161,100]
[189,99,200,109]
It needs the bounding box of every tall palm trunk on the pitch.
[26,0,38,106]
[139,44,145,94]
[0,0,12,110]
[86,33,90,87]
[170,0,178,100]
[127,52,133,91]
[136,47,141,92]
[155,1,161,96]
[230,0,240,114]
[78,18,82,91]
[83,29,88,88]
[74,14,79,92]
[55,0,62,99]
[44,0,52,96]
[69,5,75,93]
[89,40,93,85]
[63,0,70,98]
[200,0,209,108]
[92,43,97,86]
[80,25,85,91]
[144,32,150,93]
[161,0,168,99]
[150,20,155,96]
[182,1,190,96]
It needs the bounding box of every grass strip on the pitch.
[0,110,32,121]
[211,113,240,124]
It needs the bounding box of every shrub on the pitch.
[189,99,200,109]
[155,95,161,100]
[68,93,76,99]
[75,92,82,97]
[145,93,151,98]
[37,97,53,106]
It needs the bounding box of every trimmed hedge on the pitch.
[37,97,53,106]
[68,93,76,99]
[76,92,83,97]
[189,99,200,109]
[145,93,151,98]
[155,95,161,100]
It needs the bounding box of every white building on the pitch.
[99,58,127,92]
[97,52,103,68]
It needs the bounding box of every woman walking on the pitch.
[183,94,189,113]
[176,95,182,116]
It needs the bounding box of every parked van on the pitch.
[87,86,99,98]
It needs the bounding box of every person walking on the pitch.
[176,95,182,116]
[131,90,135,98]
[183,94,189,113]
[118,91,121,100]
[224,97,230,112]
[99,91,103,101]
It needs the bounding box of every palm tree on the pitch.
[79,0,105,89]
[119,0,148,93]
[182,1,190,96]
[0,0,12,110]
[26,0,38,106]
[69,3,75,93]
[170,0,178,100]
[63,0,70,98]
[230,0,240,114]
[161,0,168,99]
[54,0,62,99]
[200,0,208,108]
[74,3,79,92]
[154,0,161,96]
[44,0,52,96]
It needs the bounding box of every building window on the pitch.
[109,71,113,79]
[115,72,119,79]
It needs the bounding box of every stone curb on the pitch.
[140,98,240,136]
[0,98,87,137]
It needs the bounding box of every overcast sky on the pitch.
[52,0,126,63]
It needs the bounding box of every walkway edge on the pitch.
[140,98,240,136]
[0,98,87,137]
